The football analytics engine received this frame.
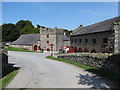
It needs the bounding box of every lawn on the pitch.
[0,69,18,89]
[46,56,120,85]
[8,47,41,53]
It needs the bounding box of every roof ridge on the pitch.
[86,16,118,28]
[71,16,119,36]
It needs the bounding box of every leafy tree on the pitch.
[2,24,20,42]
[34,28,40,33]
[16,20,40,35]
[16,20,34,29]
[36,24,41,28]
[20,26,35,34]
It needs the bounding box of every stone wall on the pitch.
[114,19,120,54]
[58,53,120,74]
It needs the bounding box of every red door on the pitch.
[34,45,37,51]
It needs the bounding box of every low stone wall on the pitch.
[57,53,120,74]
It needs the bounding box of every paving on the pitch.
[6,51,119,88]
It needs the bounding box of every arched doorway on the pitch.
[84,48,89,52]
[91,50,97,53]
[34,45,37,51]
[78,48,83,52]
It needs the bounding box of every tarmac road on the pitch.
[6,51,119,88]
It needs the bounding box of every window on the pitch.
[79,39,82,42]
[47,41,49,44]
[75,39,77,43]
[93,38,96,43]
[85,39,88,43]
[71,39,73,43]
[103,38,108,43]
[47,35,49,38]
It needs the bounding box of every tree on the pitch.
[36,24,41,28]
[34,28,40,33]
[2,24,20,42]
[20,26,35,34]
[20,26,40,34]
[16,20,34,29]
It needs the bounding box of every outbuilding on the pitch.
[12,34,40,51]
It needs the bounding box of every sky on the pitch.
[2,2,118,30]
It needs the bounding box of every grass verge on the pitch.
[54,53,65,55]
[46,56,120,85]
[46,56,94,69]
[8,47,40,53]
[0,70,18,89]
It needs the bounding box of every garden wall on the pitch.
[57,53,120,74]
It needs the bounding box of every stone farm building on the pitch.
[70,16,120,54]
[40,27,70,51]
[12,27,70,51]
[12,34,40,51]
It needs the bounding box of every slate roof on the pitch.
[12,34,40,45]
[63,35,70,41]
[71,17,120,36]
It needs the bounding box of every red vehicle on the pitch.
[66,46,75,53]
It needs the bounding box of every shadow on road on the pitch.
[76,73,119,89]
[2,63,20,78]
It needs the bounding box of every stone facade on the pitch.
[12,34,41,51]
[12,45,33,51]
[114,19,120,54]
[40,27,70,51]
[63,40,70,49]
[70,17,120,54]
[70,31,114,53]
[12,28,70,51]
[12,41,40,51]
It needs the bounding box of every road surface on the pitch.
[7,51,119,88]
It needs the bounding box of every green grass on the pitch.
[8,47,41,53]
[0,70,18,89]
[46,56,94,69]
[46,56,120,85]
[54,53,63,55]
